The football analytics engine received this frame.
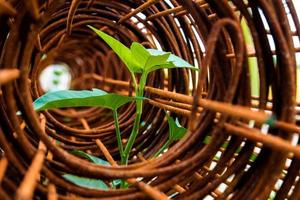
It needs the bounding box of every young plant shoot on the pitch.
[32,26,197,189]
[88,25,197,164]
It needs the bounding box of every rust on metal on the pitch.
[0,69,20,84]
[0,0,16,16]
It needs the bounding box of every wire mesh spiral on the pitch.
[0,0,299,199]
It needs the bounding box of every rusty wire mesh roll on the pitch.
[0,0,299,199]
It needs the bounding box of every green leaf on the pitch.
[62,174,109,190]
[130,42,171,72]
[88,25,198,75]
[112,179,122,188]
[70,150,110,166]
[167,116,187,141]
[88,25,143,73]
[130,42,150,67]
[33,89,134,111]
[147,49,198,72]
[70,150,122,188]
[154,116,187,157]
[145,53,171,72]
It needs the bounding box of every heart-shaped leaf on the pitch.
[70,150,122,188]
[62,174,109,190]
[130,42,150,67]
[144,53,171,72]
[33,89,134,111]
[88,26,143,73]
[130,43,171,73]
[167,116,187,141]
[154,115,187,157]
[70,150,110,166]
[147,49,198,72]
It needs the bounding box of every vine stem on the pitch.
[130,72,138,92]
[112,110,124,157]
[121,98,143,165]
[121,73,147,165]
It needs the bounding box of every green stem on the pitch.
[121,98,143,165]
[121,73,147,165]
[153,140,171,157]
[113,110,123,157]
[130,72,138,92]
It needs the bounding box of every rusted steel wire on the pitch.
[0,0,16,16]
[0,0,299,199]
[0,69,20,84]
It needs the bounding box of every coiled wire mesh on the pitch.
[0,0,299,199]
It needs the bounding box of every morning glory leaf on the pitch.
[144,63,175,73]
[130,42,150,68]
[130,43,171,72]
[153,116,187,157]
[144,52,171,73]
[167,116,187,141]
[70,150,122,188]
[33,89,134,111]
[70,150,110,166]
[62,174,109,190]
[88,25,143,73]
[147,49,198,71]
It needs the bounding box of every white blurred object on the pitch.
[39,63,72,92]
